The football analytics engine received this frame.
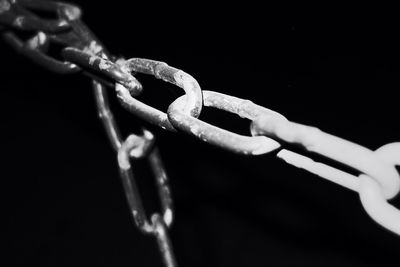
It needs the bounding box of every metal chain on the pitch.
[2,0,400,265]
[1,0,176,266]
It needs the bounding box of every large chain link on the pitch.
[2,0,400,266]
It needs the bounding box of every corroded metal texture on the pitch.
[0,1,177,266]
[0,0,82,73]
[92,80,123,151]
[2,1,400,265]
[124,58,203,118]
[64,48,142,96]
[167,90,285,155]
[115,58,203,131]
[117,132,173,232]
[149,147,174,226]
[118,133,154,233]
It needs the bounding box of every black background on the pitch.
[2,2,400,266]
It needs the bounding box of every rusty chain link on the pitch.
[1,0,176,265]
[2,0,400,266]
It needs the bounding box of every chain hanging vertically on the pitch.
[0,1,178,266]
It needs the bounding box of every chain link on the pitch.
[2,0,400,266]
[1,0,176,265]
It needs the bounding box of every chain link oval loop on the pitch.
[251,115,400,199]
[0,0,71,33]
[168,90,286,155]
[63,48,143,96]
[115,58,204,131]
[359,143,400,235]
[2,31,80,73]
[117,130,174,233]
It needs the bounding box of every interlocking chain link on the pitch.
[2,0,400,266]
[1,1,176,266]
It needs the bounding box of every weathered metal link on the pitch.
[149,147,174,226]
[115,58,203,131]
[63,48,143,96]
[124,58,203,118]
[117,131,174,233]
[16,0,79,14]
[0,9,68,33]
[0,0,82,73]
[166,89,400,234]
[1,0,143,103]
[1,1,178,266]
[116,83,176,131]
[167,90,286,155]
[151,213,178,267]
[0,0,116,77]
[0,0,70,33]
[17,0,82,27]
[92,80,123,150]
[2,31,80,73]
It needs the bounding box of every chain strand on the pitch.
[1,1,177,265]
[2,0,400,266]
